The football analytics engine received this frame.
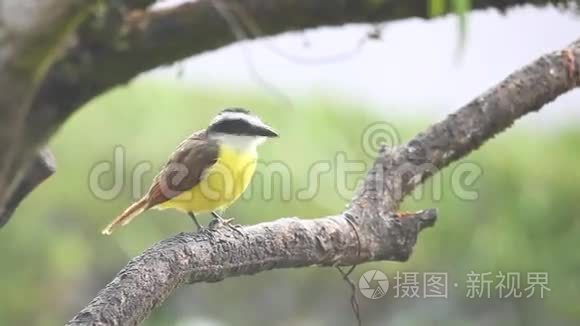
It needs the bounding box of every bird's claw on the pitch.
[209,217,244,236]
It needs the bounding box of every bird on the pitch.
[101,108,278,235]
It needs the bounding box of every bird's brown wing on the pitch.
[145,130,219,208]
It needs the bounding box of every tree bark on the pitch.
[66,40,580,325]
[0,0,97,219]
[0,148,55,227]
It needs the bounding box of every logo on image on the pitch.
[359,270,389,299]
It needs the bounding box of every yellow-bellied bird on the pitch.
[101,108,278,235]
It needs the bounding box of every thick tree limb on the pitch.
[0,0,157,226]
[67,40,580,325]
[27,0,576,142]
[0,0,97,220]
[0,147,56,227]
[1,0,574,226]
[101,0,575,84]
[67,209,436,326]
[351,39,580,214]
[15,0,576,156]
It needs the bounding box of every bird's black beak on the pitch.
[258,125,279,138]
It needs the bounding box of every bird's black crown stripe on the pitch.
[209,118,273,137]
[209,118,253,135]
[221,107,250,114]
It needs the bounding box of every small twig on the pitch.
[338,213,362,325]
[337,265,361,326]
[211,0,293,107]
[228,1,368,65]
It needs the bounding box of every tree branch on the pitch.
[1,0,573,226]
[0,147,56,227]
[67,39,580,325]
[21,0,575,155]
[350,39,580,214]
[0,0,157,226]
[0,0,97,222]
[67,209,436,326]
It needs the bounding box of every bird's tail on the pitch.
[101,198,149,235]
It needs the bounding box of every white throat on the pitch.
[210,133,266,153]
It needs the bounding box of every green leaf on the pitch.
[451,0,471,32]
[429,0,447,17]
[451,0,471,58]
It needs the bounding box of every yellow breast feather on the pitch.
[157,145,257,213]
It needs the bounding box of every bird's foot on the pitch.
[188,212,204,233]
[208,218,221,230]
[209,214,244,236]
[220,217,236,225]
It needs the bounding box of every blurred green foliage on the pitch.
[429,0,471,56]
[0,80,579,325]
